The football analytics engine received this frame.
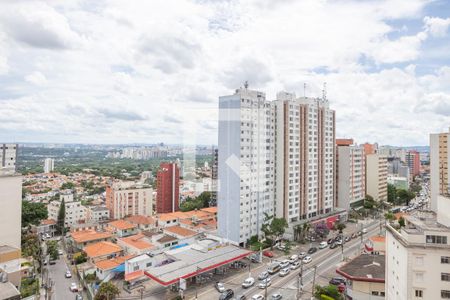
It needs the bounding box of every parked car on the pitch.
[344,236,351,242]
[69,283,78,292]
[220,289,235,300]
[329,243,337,249]
[49,260,56,265]
[242,277,255,288]
[263,251,274,258]
[319,242,327,249]
[307,247,317,254]
[258,271,269,280]
[335,239,342,245]
[215,282,226,293]
[290,261,301,270]
[258,278,271,289]
[298,251,307,258]
[329,277,347,286]
[251,295,265,300]
[289,255,298,263]
[276,244,286,251]
[280,260,290,269]
[58,249,63,255]
[271,294,282,300]
[279,268,290,277]
[234,295,246,300]
[65,270,72,278]
[268,263,281,274]
[302,256,312,264]
[327,238,334,244]
[75,294,83,300]
[362,228,368,234]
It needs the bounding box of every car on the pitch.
[242,277,255,288]
[302,256,312,264]
[75,294,83,300]
[268,263,281,274]
[290,261,301,270]
[327,238,334,244]
[276,244,286,251]
[65,270,72,278]
[329,277,347,286]
[258,271,269,280]
[251,295,265,300]
[335,239,343,245]
[234,295,246,300]
[220,289,234,300]
[362,228,368,234]
[280,260,290,269]
[351,233,357,239]
[289,255,298,263]
[49,260,56,265]
[258,278,271,289]
[43,259,48,265]
[344,236,351,242]
[215,282,226,293]
[329,243,337,249]
[58,249,64,255]
[307,247,317,254]
[357,231,362,236]
[279,268,290,277]
[263,250,274,258]
[319,242,327,249]
[298,251,307,258]
[44,233,51,239]
[271,294,282,300]
[69,283,78,292]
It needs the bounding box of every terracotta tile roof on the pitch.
[70,230,112,243]
[157,212,186,221]
[84,241,122,258]
[94,255,135,270]
[370,235,386,242]
[108,220,136,230]
[119,234,154,250]
[164,225,197,237]
[157,234,178,243]
[125,270,144,281]
[125,215,156,225]
[40,219,56,225]
[200,207,217,214]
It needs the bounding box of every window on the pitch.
[415,273,424,282]
[371,291,379,296]
[442,290,450,298]
[442,273,450,281]
[416,256,424,266]
[415,290,423,298]
[442,256,450,264]
[426,235,447,244]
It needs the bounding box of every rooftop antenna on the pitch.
[303,83,306,98]
[322,82,327,101]
[244,81,249,89]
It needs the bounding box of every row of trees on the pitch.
[179,191,212,212]
[387,184,416,206]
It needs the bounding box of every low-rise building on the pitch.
[84,241,123,263]
[48,193,87,226]
[387,175,409,190]
[106,220,138,238]
[117,234,155,255]
[36,219,57,237]
[69,229,112,250]
[125,215,156,231]
[0,246,33,291]
[86,206,110,222]
[94,255,134,281]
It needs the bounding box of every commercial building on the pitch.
[366,153,388,202]
[105,181,154,219]
[47,193,86,227]
[336,139,365,210]
[386,211,450,300]
[218,87,276,246]
[0,171,22,249]
[275,91,336,224]
[156,162,180,213]
[43,158,54,173]
[405,150,421,178]
[430,129,450,211]
[0,144,17,174]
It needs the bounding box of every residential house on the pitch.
[69,229,112,250]
[117,234,155,255]
[125,215,156,231]
[84,241,123,263]
[106,220,138,238]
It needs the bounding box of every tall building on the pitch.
[405,150,421,178]
[366,153,388,201]
[430,129,450,212]
[0,143,17,174]
[106,181,154,219]
[0,170,22,249]
[47,193,87,227]
[336,139,365,210]
[156,162,180,213]
[43,158,54,173]
[211,148,218,206]
[386,211,450,300]
[275,92,335,223]
[218,87,276,246]
[362,143,377,156]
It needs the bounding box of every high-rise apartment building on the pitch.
[156,162,180,213]
[48,193,87,227]
[0,143,17,174]
[366,153,388,201]
[218,87,276,246]
[43,158,54,173]
[0,169,22,249]
[336,139,365,210]
[430,129,450,212]
[275,92,335,223]
[405,150,420,178]
[106,181,154,219]
[362,143,377,156]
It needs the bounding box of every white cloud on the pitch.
[25,71,47,86]
[424,16,450,37]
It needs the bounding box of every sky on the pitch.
[0,0,449,146]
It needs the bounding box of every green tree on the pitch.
[384,211,395,223]
[336,223,346,234]
[396,189,415,206]
[398,216,406,227]
[61,181,75,190]
[314,284,344,300]
[46,240,59,261]
[94,282,120,300]
[22,201,48,227]
[197,191,212,207]
[21,232,41,261]
[387,184,397,203]
[56,199,66,235]
[261,213,288,249]
[363,195,375,209]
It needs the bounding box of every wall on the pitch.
[0,175,22,249]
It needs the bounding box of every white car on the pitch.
[279,267,290,277]
[58,249,64,255]
[280,260,290,269]
[298,251,307,258]
[362,228,368,234]
[258,278,271,289]
[65,270,72,278]
[319,241,328,249]
[69,283,78,292]
[242,277,255,288]
[290,261,301,270]
[258,271,269,280]
[289,255,298,263]
[302,256,312,264]
[252,295,265,300]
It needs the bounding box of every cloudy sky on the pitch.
[0,0,449,146]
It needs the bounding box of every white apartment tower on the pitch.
[44,158,54,173]
[275,92,335,223]
[336,139,366,210]
[218,87,276,246]
[0,143,18,174]
[366,153,388,202]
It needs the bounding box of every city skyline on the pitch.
[1,1,450,146]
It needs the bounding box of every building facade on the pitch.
[106,181,154,219]
[47,194,87,227]
[0,144,17,174]
[336,139,365,210]
[430,129,450,212]
[275,92,335,224]
[156,162,180,213]
[43,158,54,173]
[0,173,22,249]
[366,153,388,202]
[406,150,421,178]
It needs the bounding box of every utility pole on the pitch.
[311,266,317,298]
[264,279,268,300]
[297,260,304,299]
